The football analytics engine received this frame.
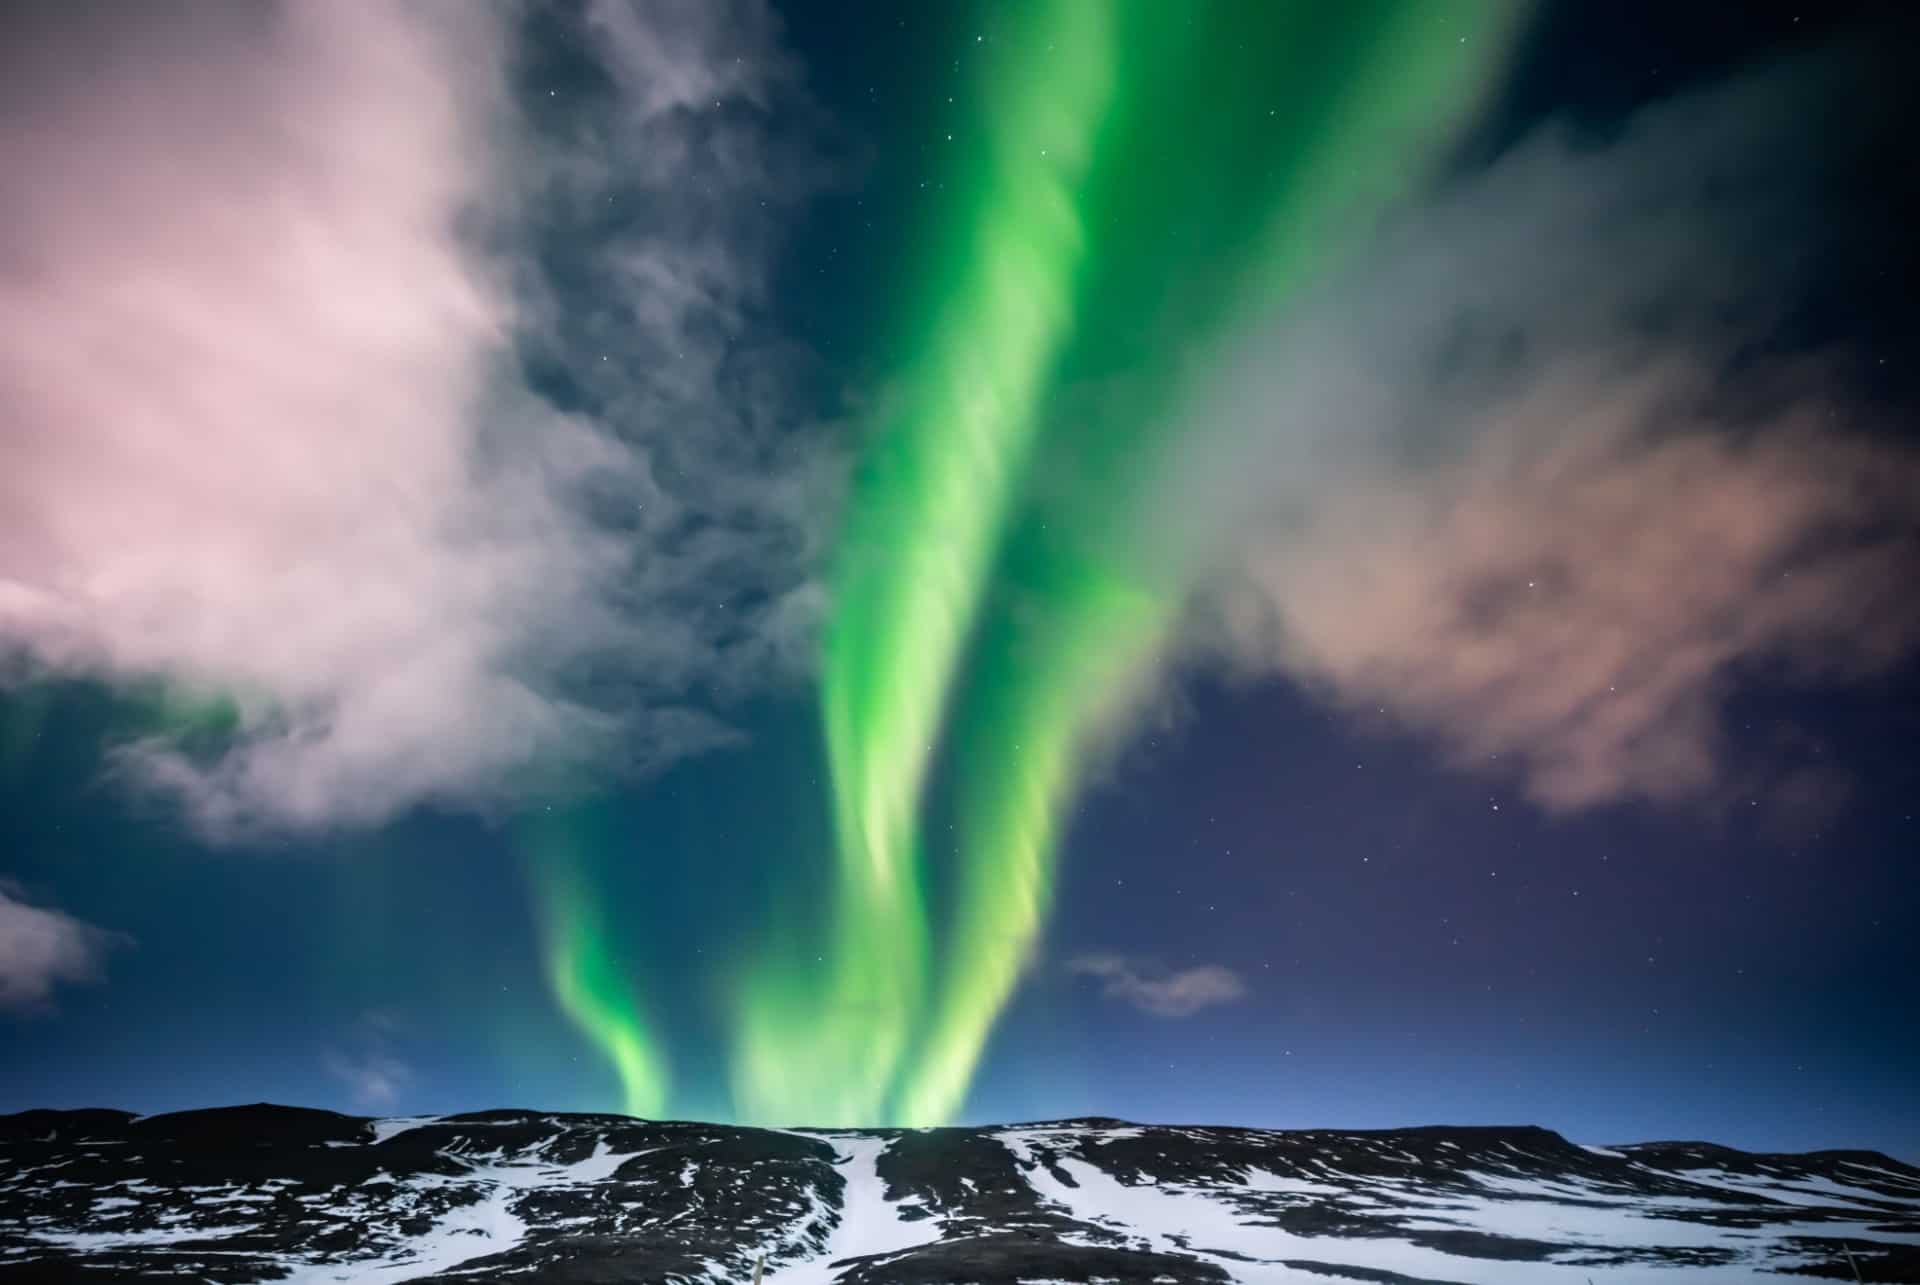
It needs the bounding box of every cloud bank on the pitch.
[0,1,831,834]
[0,884,125,1013]
[1163,41,1920,811]
[1068,955,1249,1019]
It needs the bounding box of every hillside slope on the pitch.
[3,1106,1918,1282]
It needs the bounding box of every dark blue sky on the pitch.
[7,668,1916,1154]
[3,0,1917,1160]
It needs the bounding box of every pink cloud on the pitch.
[1170,40,1920,813]
[0,883,126,1012]
[0,4,826,834]
[1228,374,1920,809]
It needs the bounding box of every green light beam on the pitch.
[525,811,668,1119]
[895,1,1528,1126]
[732,1,1118,1126]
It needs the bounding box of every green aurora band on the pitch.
[892,1,1529,1128]
[732,2,1119,1127]
[540,1,1528,1127]
[526,811,668,1119]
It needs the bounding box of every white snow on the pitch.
[1648,1164,1912,1211]
[17,1116,1916,1283]
[30,1224,261,1250]
[275,1165,526,1285]
[1240,1168,1348,1197]
[557,1138,654,1184]
[995,1129,1890,1285]
[269,1128,657,1283]
[1841,1161,1920,1190]
[760,1134,944,1285]
[1089,1127,1148,1142]
[367,1116,440,1145]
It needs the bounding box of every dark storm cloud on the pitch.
[1165,38,1920,812]
[0,2,834,834]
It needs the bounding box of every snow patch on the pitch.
[275,1159,529,1284]
[999,1133,1835,1285]
[760,1134,943,1285]
[31,1224,260,1250]
[367,1115,440,1146]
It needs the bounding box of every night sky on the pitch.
[3,1,1918,1161]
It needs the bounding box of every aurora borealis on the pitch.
[526,810,667,1119]
[735,2,1523,1127]
[733,2,1116,1127]
[728,1,1526,1127]
[887,2,1526,1129]
[4,0,1920,1162]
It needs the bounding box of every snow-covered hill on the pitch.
[2,1106,1917,1282]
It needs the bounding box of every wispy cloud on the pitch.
[1067,954,1248,1019]
[0,1,833,835]
[1160,39,1920,812]
[324,1009,417,1109]
[0,883,127,1013]
[324,1050,414,1111]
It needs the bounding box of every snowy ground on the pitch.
[3,1107,1915,1282]
[759,1134,944,1284]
